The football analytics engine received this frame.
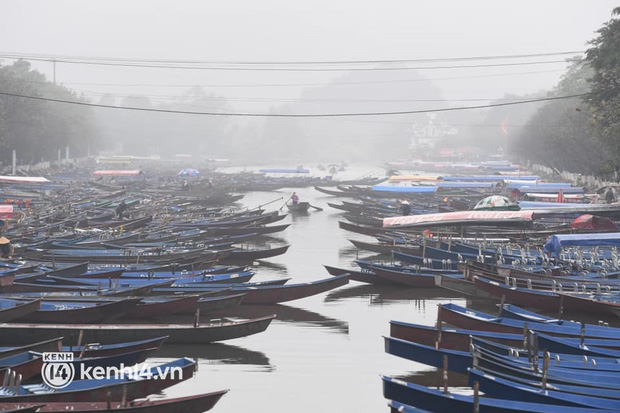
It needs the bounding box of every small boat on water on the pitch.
[0,389,228,412]
[286,202,310,213]
[0,315,276,345]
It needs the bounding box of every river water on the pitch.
[155,167,469,412]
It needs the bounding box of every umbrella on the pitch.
[473,195,520,211]
[178,168,200,177]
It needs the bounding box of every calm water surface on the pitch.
[155,167,468,412]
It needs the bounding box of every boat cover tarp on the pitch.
[0,205,12,219]
[383,210,534,228]
[440,175,539,182]
[519,201,588,209]
[388,175,439,182]
[372,185,437,194]
[518,186,584,194]
[544,232,620,257]
[93,170,142,176]
[570,214,618,231]
[508,181,573,189]
[258,168,309,173]
[0,176,50,184]
[434,182,496,188]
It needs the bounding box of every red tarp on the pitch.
[0,205,13,219]
[570,214,618,231]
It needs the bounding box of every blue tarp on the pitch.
[508,182,573,190]
[434,182,496,188]
[519,186,584,194]
[440,175,539,182]
[372,185,437,193]
[544,233,620,257]
[518,201,588,209]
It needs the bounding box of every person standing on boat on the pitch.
[291,192,299,205]
[401,200,411,216]
[606,187,615,204]
[0,237,14,259]
[116,200,128,219]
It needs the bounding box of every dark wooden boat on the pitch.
[0,346,157,383]
[124,295,200,318]
[286,202,310,213]
[0,358,195,403]
[0,315,276,345]
[323,264,394,284]
[197,293,246,313]
[0,338,64,359]
[382,375,598,413]
[11,298,142,324]
[370,266,436,287]
[227,274,349,304]
[0,390,228,412]
[222,245,290,262]
[0,300,41,323]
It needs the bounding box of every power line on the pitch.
[0,90,586,117]
[0,69,567,88]
[0,56,575,71]
[0,50,584,66]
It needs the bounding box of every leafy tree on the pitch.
[0,60,98,165]
[585,6,620,173]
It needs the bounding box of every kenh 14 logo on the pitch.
[41,352,75,389]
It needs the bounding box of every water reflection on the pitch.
[393,370,469,388]
[210,303,348,335]
[325,285,463,304]
[157,342,271,367]
[251,261,288,274]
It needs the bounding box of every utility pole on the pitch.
[11,150,16,176]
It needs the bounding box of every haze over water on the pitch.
[147,166,466,412]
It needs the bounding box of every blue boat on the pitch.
[382,376,601,413]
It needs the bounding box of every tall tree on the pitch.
[585,6,620,174]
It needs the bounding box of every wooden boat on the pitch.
[382,376,598,413]
[0,390,228,412]
[0,358,195,402]
[221,245,290,262]
[0,300,41,323]
[8,298,142,324]
[65,336,168,358]
[0,315,276,345]
[473,276,620,315]
[370,266,436,287]
[323,264,395,285]
[197,293,246,313]
[438,302,620,339]
[0,338,64,359]
[0,346,157,383]
[286,202,310,213]
[390,319,620,353]
[124,295,201,318]
[434,273,477,296]
[470,368,620,409]
[222,274,349,304]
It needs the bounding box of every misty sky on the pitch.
[1,0,617,113]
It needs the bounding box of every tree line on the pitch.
[510,7,620,178]
[0,60,98,166]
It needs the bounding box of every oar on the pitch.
[250,197,283,211]
[279,196,293,211]
[309,204,323,211]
